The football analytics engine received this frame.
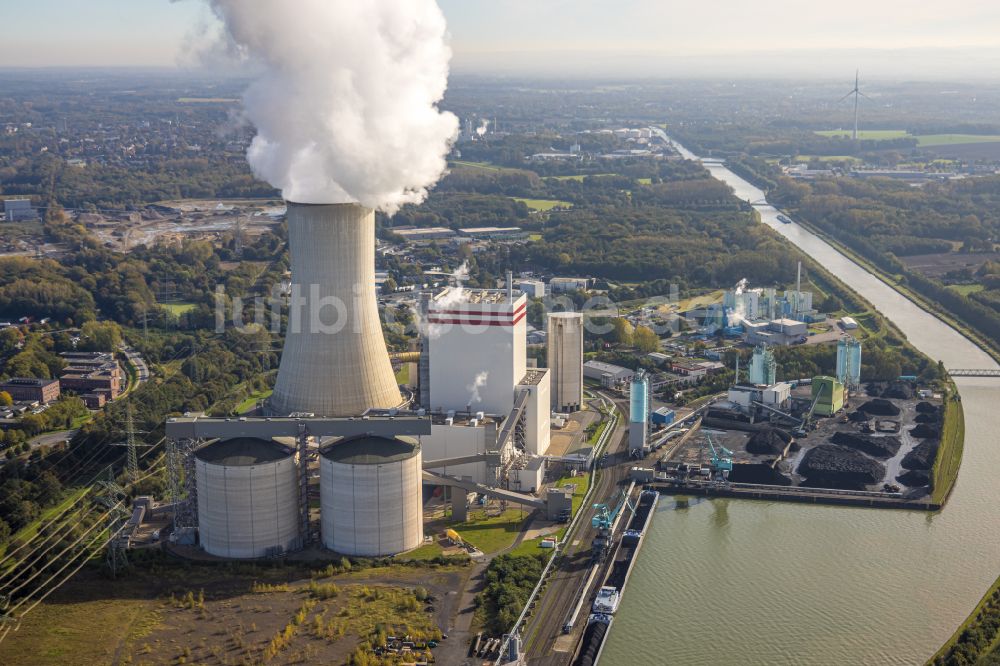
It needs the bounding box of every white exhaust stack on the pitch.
[268,202,401,417]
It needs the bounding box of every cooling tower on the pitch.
[268,202,401,417]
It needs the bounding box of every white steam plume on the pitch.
[465,371,489,406]
[203,0,459,212]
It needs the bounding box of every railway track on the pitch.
[521,394,631,665]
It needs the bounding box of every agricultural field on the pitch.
[548,173,616,181]
[899,251,1000,280]
[814,129,1000,147]
[815,129,910,140]
[511,197,574,211]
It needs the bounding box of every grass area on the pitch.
[813,129,1000,147]
[160,301,197,316]
[397,541,447,561]
[448,160,504,171]
[0,485,90,559]
[586,419,610,446]
[548,173,616,181]
[394,363,410,384]
[235,389,272,414]
[929,572,1000,665]
[510,471,593,557]
[528,233,543,242]
[636,177,653,185]
[815,129,910,140]
[931,394,965,506]
[917,134,1000,147]
[794,155,863,163]
[451,508,530,555]
[949,283,985,296]
[511,197,574,211]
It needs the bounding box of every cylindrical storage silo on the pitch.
[195,437,300,559]
[320,435,423,557]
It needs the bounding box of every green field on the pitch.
[394,363,410,384]
[932,395,965,505]
[815,129,1000,147]
[235,389,272,414]
[452,508,530,555]
[794,155,863,163]
[0,485,90,559]
[549,173,616,181]
[512,197,574,211]
[815,129,910,140]
[161,302,197,316]
[949,284,985,296]
[917,134,1000,146]
[509,471,592,557]
[636,177,653,185]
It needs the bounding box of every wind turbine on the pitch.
[839,70,869,140]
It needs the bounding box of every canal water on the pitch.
[600,138,1000,665]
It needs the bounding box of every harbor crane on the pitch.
[705,433,734,476]
[591,489,635,562]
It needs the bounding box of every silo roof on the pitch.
[195,437,294,466]
[321,435,419,465]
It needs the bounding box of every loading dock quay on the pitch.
[648,478,942,511]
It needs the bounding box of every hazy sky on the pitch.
[2,0,1000,78]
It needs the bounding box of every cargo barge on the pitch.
[572,489,659,666]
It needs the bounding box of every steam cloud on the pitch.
[204,0,459,211]
[465,371,489,406]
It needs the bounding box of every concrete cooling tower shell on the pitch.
[320,435,423,557]
[195,437,300,559]
[268,202,401,417]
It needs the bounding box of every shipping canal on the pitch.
[600,134,1000,666]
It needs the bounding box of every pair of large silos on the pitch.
[194,434,422,559]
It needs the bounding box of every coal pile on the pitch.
[915,401,939,414]
[858,398,901,416]
[746,427,793,455]
[798,445,886,489]
[728,463,793,485]
[902,439,939,470]
[910,423,941,439]
[882,381,915,400]
[831,431,902,458]
[896,469,931,487]
[847,410,869,423]
[915,412,940,424]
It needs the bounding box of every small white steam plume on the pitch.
[465,371,489,406]
[203,0,459,212]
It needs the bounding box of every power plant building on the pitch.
[426,288,526,416]
[320,435,422,557]
[547,312,584,412]
[194,437,301,559]
[268,203,401,417]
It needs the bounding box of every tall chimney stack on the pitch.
[268,202,401,417]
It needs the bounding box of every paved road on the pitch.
[121,345,150,387]
[28,429,78,449]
